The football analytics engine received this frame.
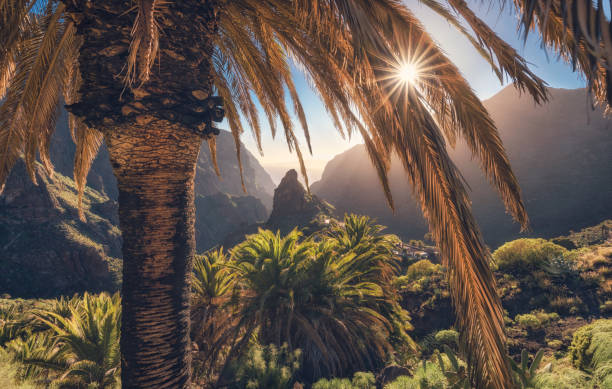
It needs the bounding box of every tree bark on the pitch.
[105,121,201,388]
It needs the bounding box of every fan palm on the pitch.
[2,0,609,387]
[229,229,411,382]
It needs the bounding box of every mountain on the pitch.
[311,87,612,247]
[49,111,275,209]
[0,161,121,298]
[221,169,335,247]
[0,112,275,297]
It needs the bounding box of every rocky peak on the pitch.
[267,169,334,234]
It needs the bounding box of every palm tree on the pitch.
[229,229,411,382]
[2,1,610,387]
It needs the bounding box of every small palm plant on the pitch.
[27,292,121,389]
[191,249,238,383]
[437,346,470,389]
[509,349,545,389]
[6,332,63,383]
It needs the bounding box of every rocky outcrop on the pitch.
[195,193,268,252]
[266,169,334,235]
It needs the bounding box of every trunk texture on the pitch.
[105,122,201,388]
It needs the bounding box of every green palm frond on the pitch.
[30,292,121,388]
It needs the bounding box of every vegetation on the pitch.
[0,216,611,388]
[12,0,612,385]
[227,217,412,381]
[492,239,569,272]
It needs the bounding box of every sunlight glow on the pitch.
[397,62,420,85]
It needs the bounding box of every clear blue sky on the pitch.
[239,1,585,183]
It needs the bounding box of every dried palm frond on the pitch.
[509,0,612,106]
[125,0,163,87]
[0,2,74,191]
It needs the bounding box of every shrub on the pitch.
[228,343,301,389]
[515,314,543,332]
[405,260,440,281]
[534,360,592,389]
[312,372,376,389]
[549,296,585,315]
[514,311,559,332]
[493,239,568,272]
[384,362,446,389]
[434,330,459,347]
[569,319,612,375]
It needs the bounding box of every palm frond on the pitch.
[510,0,612,106]
[0,2,74,192]
[125,0,162,87]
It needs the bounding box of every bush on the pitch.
[405,260,440,281]
[228,343,301,389]
[549,296,586,315]
[514,311,559,332]
[493,239,569,271]
[569,319,612,381]
[384,362,446,389]
[312,372,375,389]
[434,330,459,347]
[534,360,592,389]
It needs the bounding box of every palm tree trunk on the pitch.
[105,122,202,388]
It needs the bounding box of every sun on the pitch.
[397,62,420,85]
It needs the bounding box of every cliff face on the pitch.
[311,87,612,247]
[0,161,121,298]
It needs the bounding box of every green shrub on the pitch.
[384,362,446,389]
[312,372,375,389]
[549,296,586,315]
[228,343,301,389]
[434,330,459,347]
[534,361,592,389]
[493,239,568,271]
[405,260,440,281]
[515,311,560,332]
[569,319,612,377]
[515,314,543,331]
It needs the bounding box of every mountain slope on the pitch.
[311,87,612,247]
[0,161,121,298]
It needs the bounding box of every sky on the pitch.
[237,1,586,184]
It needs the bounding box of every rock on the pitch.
[266,169,334,235]
[377,365,412,388]
[195,193,268,252]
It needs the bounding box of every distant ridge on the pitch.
[311,87,612,247]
